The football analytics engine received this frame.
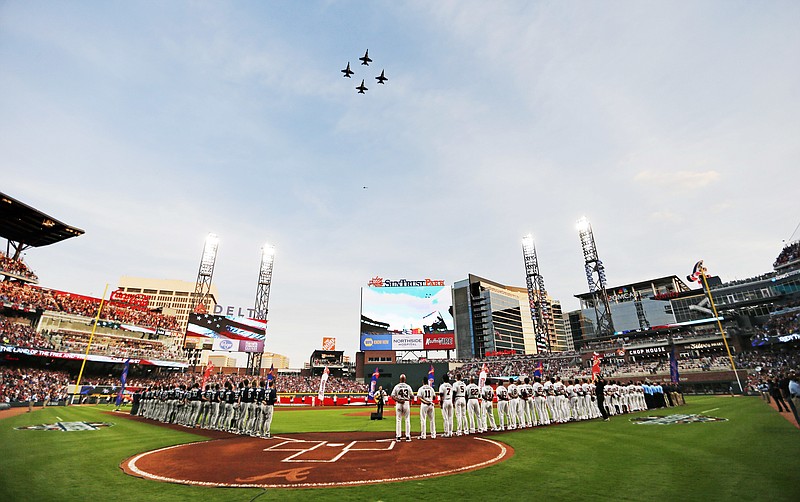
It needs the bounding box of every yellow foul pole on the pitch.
[72,283,109,404]
[699,268,743,393]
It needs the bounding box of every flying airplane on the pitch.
[375,69,388,84]
[356,79,368,94]
[359,49,372,66]
[341,62,354,78]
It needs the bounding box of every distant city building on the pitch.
[452,274,567,358]
[260,352,290,370]
[117,276,218,332]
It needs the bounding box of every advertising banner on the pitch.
[322,337,336,350]
[391,333,423,350]
[360,333,392,351]
[423,333,456,350]
[212,338,237,351]
[239,340,264,353]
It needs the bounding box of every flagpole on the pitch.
[699,268,743,393]
[73,283,109,404]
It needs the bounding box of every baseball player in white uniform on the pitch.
[465,377,481,434]
[417,377,437,439]
[480,380,499,432]
[496,381,510,430]
[507,380,519,430]
[391,374,413,442]
[452,374,468,436]
[439,374,454,437]
[532,376,550,425]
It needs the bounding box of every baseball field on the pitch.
[1,395,797,501]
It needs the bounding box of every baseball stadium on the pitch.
[1,193,799,502]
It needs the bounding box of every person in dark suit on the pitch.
[595,375,609,421]
[375,385,386,417]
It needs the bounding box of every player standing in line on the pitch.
[248,381,265,436]
[495,380,510,430]
[521,377,535,427]
[209,384,221,429]
[186,382,202,427]
[544,377,558,423]
[553,377,568,423]
[221,381,236,431]
[236,380,252,434]
[480,379,499,432]
[517,377,529,427]
[260,379,277,438]
[391,374,413,442]
[507,379,519,430]
[417,377,437,439]
[532,376,550,425]
[439,374,454,437]
[452,373,468,436]
[198,384,212,428]
[465,377,480,434]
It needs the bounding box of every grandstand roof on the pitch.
[0,192,84,248]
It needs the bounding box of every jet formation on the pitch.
[341,49,388,94]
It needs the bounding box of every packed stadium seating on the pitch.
[0,252,38,282]
[0,316,54,350]
[0,281,179,330]
[0,367,70,405]
[773,241,800,268]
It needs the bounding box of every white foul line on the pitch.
[700,408,719,414]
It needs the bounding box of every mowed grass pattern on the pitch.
[0,396,797,501]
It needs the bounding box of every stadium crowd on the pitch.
[0,281,179,330]
[0,253,38,282]
[773,241,800,268]
[0,316,55,349]
[0,366,70,405]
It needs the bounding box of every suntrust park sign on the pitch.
[368,277,445,287]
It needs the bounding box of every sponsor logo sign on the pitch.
[367,277,446,288]
[630,414,728,425]
[213,339,235,351]
[360,333,392,351]
[392,333,423,351]
[240,340,264,353]
[423,333,456,350]
[16,421,114,431]
[627,346,667,356]
[322,337,336,351]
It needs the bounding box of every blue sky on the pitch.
[2,1,799,365]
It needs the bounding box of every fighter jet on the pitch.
[356,79,368,94]
[359,49,372,66]
[375,69,388,84]
[341,62,354,78]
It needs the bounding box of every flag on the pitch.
[669,346,680,383]
[687,260,705,284]
[318,366,330,401]
[201,362,214,389]
[478,363,489,389]
[591,352,601,381]
[115,359,130,407]
[266,363,275,382]
[428,364,435,386]
[533,361,544,378]
[368,367,380,402]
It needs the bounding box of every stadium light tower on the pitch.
[576,217,615,337]
[522,234,550,352]
[249,243,275,376]
[186,233,219,347]
[253,243,275,321]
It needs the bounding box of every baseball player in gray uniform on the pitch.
[391,374,413,442]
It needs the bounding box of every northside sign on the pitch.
[368,277,445,287]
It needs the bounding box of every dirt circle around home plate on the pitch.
[121,430,513,489]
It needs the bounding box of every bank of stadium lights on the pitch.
[576,216,591,232]
[261,243,275,261]
[522,233,534,248]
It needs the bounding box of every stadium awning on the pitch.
[0,192,84,250]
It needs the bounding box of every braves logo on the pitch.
[16,421,114,431]
[630,414,728,425]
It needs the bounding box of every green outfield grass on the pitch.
[1,396,797,501]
